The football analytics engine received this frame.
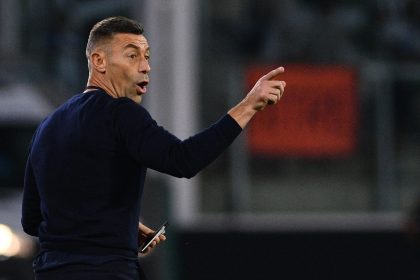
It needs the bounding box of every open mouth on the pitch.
[136,81,148,95]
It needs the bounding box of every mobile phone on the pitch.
[139,221,168,253]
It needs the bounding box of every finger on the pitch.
[147,231,155,237]
[269,87,282,98]
[277,85,285,97]
[159,234,167,241]
[260,66,285,81]
[144,247,152,255]
[139,246,151,255]
[139,223,155,235]
[145,241,157,251]
[266,94,279,105]
[267,97,277,105]
[266,88,282,104]
[273,83,285,98]
[266,80,286,88]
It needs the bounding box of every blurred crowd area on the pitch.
[0,0,419,215]
[204,0,420,64]
[199,0,420,215]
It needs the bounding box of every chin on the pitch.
[126,90,143,103]
[134,95,143,104]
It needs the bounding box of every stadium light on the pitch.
[0,223,33,259]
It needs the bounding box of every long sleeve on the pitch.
[21,155,43,237]
[20,91,242,262]
[113,100,242,178]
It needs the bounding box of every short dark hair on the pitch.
[85,16,144,58]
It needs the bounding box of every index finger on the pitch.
[260,66,285,81]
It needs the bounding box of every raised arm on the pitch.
[114,67,286,178]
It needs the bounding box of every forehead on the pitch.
[111,33,149,50]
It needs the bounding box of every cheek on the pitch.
[118,63,136,81]
[108,60,131,78]
[124,70,135,81]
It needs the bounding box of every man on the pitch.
[21,16,286,279]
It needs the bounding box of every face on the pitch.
[105,33,151,104]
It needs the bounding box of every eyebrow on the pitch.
[123,43,140,50]
[123,43,150,52]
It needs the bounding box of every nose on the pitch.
[139,58,151,74]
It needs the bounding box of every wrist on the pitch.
[228,101,257,129]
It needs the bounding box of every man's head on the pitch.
[86,16,150,104]
[86,16,144,60]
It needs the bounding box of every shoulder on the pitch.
[112,98,151,119]
[109,98,157,137]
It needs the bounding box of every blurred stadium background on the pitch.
[0,0,419,279]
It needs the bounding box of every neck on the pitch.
[85,76,118,98]
[85,85,104,91]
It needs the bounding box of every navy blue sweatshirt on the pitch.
[21,89,242,270]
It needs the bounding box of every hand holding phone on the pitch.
[139,221,168,254]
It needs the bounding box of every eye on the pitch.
[129,54,137,59]
[145,52,151,60]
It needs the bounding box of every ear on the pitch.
[90,51,107,73]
